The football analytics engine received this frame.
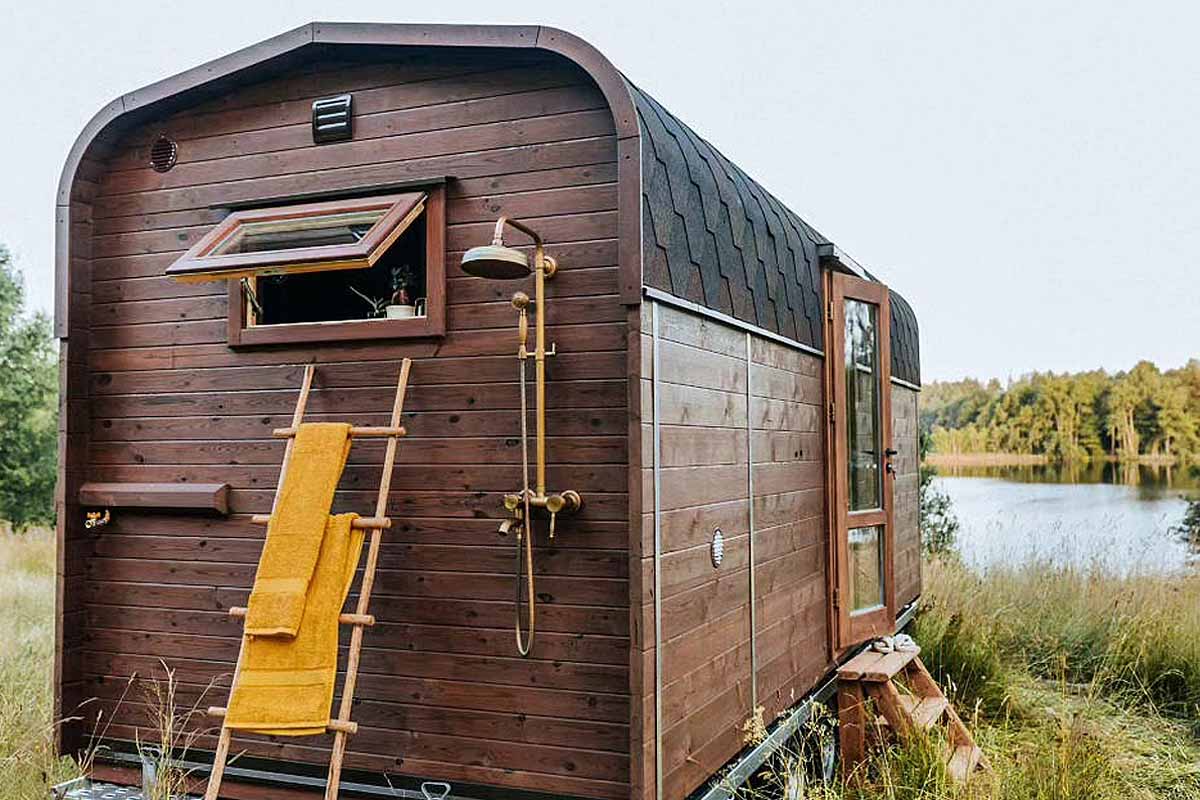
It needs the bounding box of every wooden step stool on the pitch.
[836,645,988,783]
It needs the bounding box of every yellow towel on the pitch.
[225,512,363,735]
[243,422,353,637]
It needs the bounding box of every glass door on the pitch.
[826,271,895,649]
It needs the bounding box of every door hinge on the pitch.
[832,587,840,609]
[827,300,834,322]
[828,402,836,424]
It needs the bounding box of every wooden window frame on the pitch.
[824,270,896,652]
[167,192,428,281]
[166,188,446,346]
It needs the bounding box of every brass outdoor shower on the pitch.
[461,217,583,657]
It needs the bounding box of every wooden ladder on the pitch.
[836,645,988,783]
[203,359,412,800]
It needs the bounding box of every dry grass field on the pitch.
[0,527,81,798]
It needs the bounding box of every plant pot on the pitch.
[386,297,426,319]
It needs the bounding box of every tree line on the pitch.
[922,361,1200,463]
[0,246,57,529]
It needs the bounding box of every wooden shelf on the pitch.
[79,482,230,514]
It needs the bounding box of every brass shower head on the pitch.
[461,244,531,280]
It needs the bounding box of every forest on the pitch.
[0,247,57,530]
[921,360,1200,463]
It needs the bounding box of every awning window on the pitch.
[166,192,427,282]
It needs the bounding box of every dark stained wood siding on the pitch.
[892,384,921,608]
[69,48,630,800]
[639,302,832,800]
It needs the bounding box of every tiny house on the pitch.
[55,23,922,800]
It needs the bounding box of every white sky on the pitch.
[2,1,1197,382]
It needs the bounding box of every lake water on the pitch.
[931,462,1200,574]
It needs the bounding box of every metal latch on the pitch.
[421,782,452,800]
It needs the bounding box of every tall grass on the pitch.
[136,660,215,800]
[729,553,1200,800]
[918,557,1200,720]
[0,527,82,797]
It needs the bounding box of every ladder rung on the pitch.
[207,706,358,735]
[271,425,406,439]
[227,607,375,627]
[249,514,392,530]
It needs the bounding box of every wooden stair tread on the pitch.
[838,646,920,682]
[840,652,985,786]
[946,744,983,781]
[899,694,949,730]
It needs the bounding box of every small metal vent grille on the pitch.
[711,528,725,568]
[312,94,353,143]
[149,135,177,173]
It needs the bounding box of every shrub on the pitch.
[919,431,960,556]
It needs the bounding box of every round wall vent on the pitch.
[149,135,178,173]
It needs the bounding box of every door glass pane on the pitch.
[848,526,885,613]
[844,299,881,511]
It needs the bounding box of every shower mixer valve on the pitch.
[503,490,582,539]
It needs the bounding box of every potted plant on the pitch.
[385,265,424,318]
[348,286,388,318]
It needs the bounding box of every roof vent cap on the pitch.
[312,94,353,144]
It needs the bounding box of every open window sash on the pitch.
[165,192,427,283]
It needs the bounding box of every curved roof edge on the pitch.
[54,22,644,335]
[56,23,639,204]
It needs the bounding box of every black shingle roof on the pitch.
[889,291,921,387]
[630,83,920,386]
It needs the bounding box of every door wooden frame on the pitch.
[824,270,895,653]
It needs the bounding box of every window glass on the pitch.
[848,525,885,613]
[844,298,881,511]
[212,210,388,255]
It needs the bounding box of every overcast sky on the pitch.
[2,1,1196,382]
